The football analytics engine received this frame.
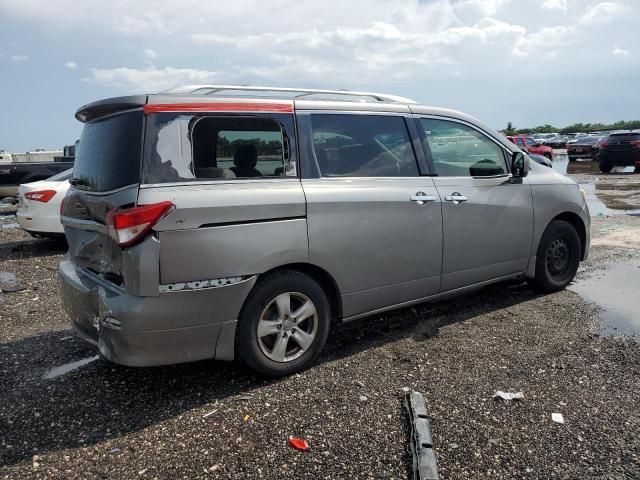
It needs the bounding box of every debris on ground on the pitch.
[288,437,309,452]
[0,271,25,293]
[202,409,218,419]
[405,390,439,480]
[552,413,565,424]
[492,390,524,401]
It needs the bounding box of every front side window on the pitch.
[525,138,538,147]
[309,114,419,177]
[420,118,507,177]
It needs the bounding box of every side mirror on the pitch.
[511,151,529,178]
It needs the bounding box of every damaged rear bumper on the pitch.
[58,256,255,367]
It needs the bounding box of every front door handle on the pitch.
[444,192,468,205]
[410,192,437,205]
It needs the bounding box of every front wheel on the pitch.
[235,270,330,377]
[528,220,581,293]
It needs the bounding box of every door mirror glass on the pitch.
[511,152,529,177]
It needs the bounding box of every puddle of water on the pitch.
[579,183,640,217]
[569,263,640,336]
[43,355,100,379]
[0,213,18,229]
[551,153,569,175]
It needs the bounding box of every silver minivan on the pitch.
[59,85,590,376]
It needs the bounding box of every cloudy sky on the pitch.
[1,0,638,151]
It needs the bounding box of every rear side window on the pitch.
[420,118,507,177]
[309,114,419,177]
[143,113,296,184]
[73,111,142,191]
[193,117,287,179]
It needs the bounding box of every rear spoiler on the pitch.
[75,95,148,123]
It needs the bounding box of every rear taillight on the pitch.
[597,141,608,149]
[106,201,174,247]
[630,140,640,149]
[24,190,56,202]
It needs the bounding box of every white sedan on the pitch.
[16,169,72,237]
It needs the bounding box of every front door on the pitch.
[298,112,443,319]
[417,117,534,292]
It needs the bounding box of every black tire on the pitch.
[528,220,581,293]
[599,162,612,173]
[235,270,330,377]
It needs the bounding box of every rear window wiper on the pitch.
[69,177,89,187]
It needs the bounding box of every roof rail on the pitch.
[160,84,417,104]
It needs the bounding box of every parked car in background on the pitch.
[507,135,554,159]
[0,159,74,198]
[532,133,560,144]
[58,85,590,376]
[567,136,604,161]
[544,135,569,149]
[596,132,640,173]
[16,169,72,237]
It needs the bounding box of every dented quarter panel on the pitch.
[157,219,308,284]
[138,180,308,284]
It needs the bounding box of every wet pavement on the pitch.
[570,262,640,336]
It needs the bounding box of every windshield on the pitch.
[73,111,142,191]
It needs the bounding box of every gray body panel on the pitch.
[433,176,533,291]
[59,89,591,367]
[138,180,307,284]
[302,177,443,318]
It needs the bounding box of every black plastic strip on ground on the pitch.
[405,390,440,480]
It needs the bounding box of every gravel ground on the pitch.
[1,171,639,479]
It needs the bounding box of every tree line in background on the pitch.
[502,120,640,136]
[216,137,282,157]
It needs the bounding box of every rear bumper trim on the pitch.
[58,256,256,366]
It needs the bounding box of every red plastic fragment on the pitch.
[288,436,309,451]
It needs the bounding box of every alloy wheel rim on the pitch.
[257,292,318,363]
[546,238,571,277]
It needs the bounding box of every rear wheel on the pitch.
[235,270,330,377]
[529,220,581,293]
[599,162,612,173]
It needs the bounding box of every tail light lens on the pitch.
[630,140,640,149]
[24,190,56,202]
[106,201,174,247]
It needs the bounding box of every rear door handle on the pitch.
[410,192,437,205]
[444,192,467,204]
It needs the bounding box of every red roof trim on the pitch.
[143,102,293,114]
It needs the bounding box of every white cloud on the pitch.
[513,25,571,56]
[85,66,221,92]
[579,2,627,25]
[10,54,30,62]
[542,0,567,11]
[144,48,157,59]
[64,61,77,69]
[613,46,629,56]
